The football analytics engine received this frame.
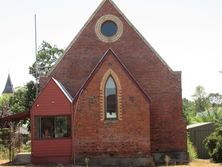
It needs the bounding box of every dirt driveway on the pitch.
[1,159,222,167]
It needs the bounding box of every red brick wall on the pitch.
[41,0,187,153]
[73,53,150,158]
[31,79,72,163]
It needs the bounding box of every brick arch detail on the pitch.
[100,69,122,121]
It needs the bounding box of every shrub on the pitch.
[204,127,222,162]
[187,136,198,160]
[0,144,9,160]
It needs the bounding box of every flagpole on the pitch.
[34,14,38,97]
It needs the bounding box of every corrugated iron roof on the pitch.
[187,122,213,129]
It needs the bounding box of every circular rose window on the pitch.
[95,15,123,43]
[101,21,118,37]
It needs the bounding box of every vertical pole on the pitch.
[34,14,38,97]
[0,144,1,159]
[18,123,21,153]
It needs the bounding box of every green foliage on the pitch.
[0,95,11,116]
[29,41,64,80]
[0,128,10,160]
[0,128,10,145]
[191,108,222,124]
[22,144,31,152]
[192,86,210,112]
[183,86,222,125]
[183,98,196,124]
[25,81,37,107]
[9,81,36,113]
[9,87,27,113]
[187,136,198,160]
[204,125,222,163]
[0,144,9,160]
[208,93,222,107]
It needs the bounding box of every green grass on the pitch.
[187,137,198,160]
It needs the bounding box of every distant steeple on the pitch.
[2,74,14,94]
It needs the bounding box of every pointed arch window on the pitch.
[105,76,117,119]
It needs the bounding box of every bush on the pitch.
[187,136,198,160]
[0,144,9,160]
[22,144,31,152]
[204,127,222,162]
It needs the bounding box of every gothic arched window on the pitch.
[105,76,117,119]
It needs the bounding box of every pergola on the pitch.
[0,111,30,122]
[0,111,30,161]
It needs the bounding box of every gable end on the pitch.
[73,48,151,103]
[46,0,174,79]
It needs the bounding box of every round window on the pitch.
[101,21,118,37]
[95,15,123,43]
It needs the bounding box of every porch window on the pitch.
[34,116,71,139]
[105,76,117,119]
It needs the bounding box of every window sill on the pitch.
[104,119,118,124]
[34,137,72,141]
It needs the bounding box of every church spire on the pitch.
[2,74,14,94]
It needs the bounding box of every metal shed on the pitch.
[187,122,215,159]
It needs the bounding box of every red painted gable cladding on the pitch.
[38,0,187,162]
[73,51,150,158]
[31,78,72,164]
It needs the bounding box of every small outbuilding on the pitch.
[187,122,215,159]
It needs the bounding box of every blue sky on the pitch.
[0,0,222,98]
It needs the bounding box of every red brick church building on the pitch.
[30,0,187,165]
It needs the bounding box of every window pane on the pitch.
[55,116,71,138]
[34,116,71,139]
[105,77,117,119]
[41,117,54,138]
[34,117,41,139]
[101,21,118,37]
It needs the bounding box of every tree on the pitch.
[24,81,37,108]
[182,98,196,124]
[204,117,222,163]
[192,108,222,123]
[29,41,64,80]
[9,87,26,113]
[0,95,11,117]
[192,86,210,112]
[9,81,36,113]
[208,93,222,107]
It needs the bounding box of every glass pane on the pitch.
[55,116,71,138]
[101,21,118,37]
[105,77,117,119]
[41,117,54,138]
[34,117,41,139]
[34,116,71,139]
